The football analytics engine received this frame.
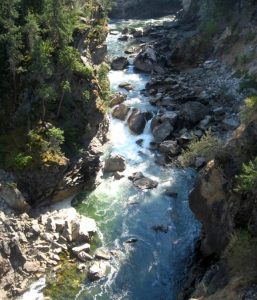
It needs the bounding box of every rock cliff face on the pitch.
[110,0,181,19]
[173,1,257,298]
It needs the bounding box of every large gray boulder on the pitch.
[112,104,130,120]
[104,154,126,173]
[181,101,209,125]
[159,140,180,155]
[0,170,29,212]
[134,47,157,73]
[127,109,146,135]
[129,172,158,190]
[109,93,127,108]
[152,120,173,143]
[88,261,108,281]
[111,56,129,70]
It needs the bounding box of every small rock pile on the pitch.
[0,205,111,298]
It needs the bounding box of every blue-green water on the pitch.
[73,19,199,300]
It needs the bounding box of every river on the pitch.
[22,17,199,300]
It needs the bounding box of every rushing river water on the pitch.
[22,17,199,300]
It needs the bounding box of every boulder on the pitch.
[112,104,130,120]
[178,131,193,144]
[88,261,107,281]
[104,154,126,173]
[72,243,90,256]
[77,252,93,262]
[0,182,29,212]
[109,93,127,108]
[134,47,157,73]
[181,102,209,125]
[118,35,129,41]
[119,82,134,91]
[222,117,240,130]
[132,28,144,38]
[129,172,158,189]
[111,56,129,70]
[152,120,173,143]
[75,216,97,241]
[159,140,180,155]
[127,109,146,135]
[95,248,111,260]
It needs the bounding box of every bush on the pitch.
[224,230,257,279]
[240,95,257,124]
[239,74,257,91]
[6,153,33,170]
[47,127,65,154]
[235,157,257,192]
[181,129,222,167]
[97,62,110,106]
[200,20,219,40]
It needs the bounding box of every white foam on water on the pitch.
[19,278,45,300]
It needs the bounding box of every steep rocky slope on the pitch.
[175,1,257,299]
[110,0,181,19]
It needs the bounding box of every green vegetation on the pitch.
[235,157,257,193]
[240,95,257,124]
[0,0,110,170]
[239,74,257,91]
[181,129,222,167]
[200,20,219,40]
[44,254,86,300]
[224,230,257,279]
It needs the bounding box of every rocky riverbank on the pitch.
[109,20,244,168]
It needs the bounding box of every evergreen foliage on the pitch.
[0,0,109,169]
[235,157,257,193]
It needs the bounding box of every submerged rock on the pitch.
[104,154,126,173]
[129,172,158,189]
[151,225,169,233]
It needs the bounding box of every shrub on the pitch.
[98,62,110,104]
[200,20,219,40]
[46,127,65,154]
[240,95,257,124]
[181,129,222,167]
[235,157,257,192]
[6,152,33,170]
[224,230,257,279]
[245,31,256,43]
[239,74,257,91]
